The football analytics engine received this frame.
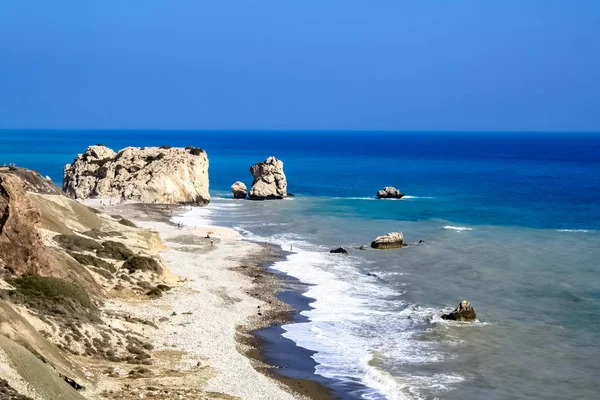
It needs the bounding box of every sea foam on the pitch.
[443,226,473,231]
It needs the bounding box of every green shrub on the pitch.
[83,229,125,239]
[96,241,134,260]
[188,147,205,156]
[122,256,162,274]
[146,287,163,298]
[118,218,137,228]
[8,275,97,319]
[54,235,103,252]
[144,153,165,164]
[68,251,116,273]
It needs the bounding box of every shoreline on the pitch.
[90,201,335,400]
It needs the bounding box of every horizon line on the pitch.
[1,128,599,135]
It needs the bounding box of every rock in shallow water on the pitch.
[441,300,477,322]
[370,232,404,249]
[248,156,288,200]
[376,186,404,199]
[330,247,348,254]
[231,181,247,199]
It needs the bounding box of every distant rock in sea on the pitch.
[441,300,477,322]
[63,145,210,205]
[231,181,247,199]
[376,186,404,199]
[370,232,404,249]
[248,156,288,200]
[330,247,348,254]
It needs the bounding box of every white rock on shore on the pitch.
[63,145,210,204]
[248,156,288,200]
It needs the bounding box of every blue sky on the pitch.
[0,1,599,131]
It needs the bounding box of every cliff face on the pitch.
[0,172,50,275]
[63,145,210,205]
[0,167,172,399]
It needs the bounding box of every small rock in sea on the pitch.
[231,181,247,199]
[376,186,405,199]
[371,232,404,249]
[357,245,367,250]
[366,272,378,278]
[441,300,477,322]
[330,247,348,254]
[419,240,425,244]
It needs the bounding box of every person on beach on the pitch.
[210,239,214,247]
[290,245,293,251]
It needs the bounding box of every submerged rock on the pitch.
[376,186,404,199]
[441,300,477,322]
[248,156,288,200]
[330,247,348,254]
[370,232,404,249]
[63,145,210,205]
[231,181,247,199]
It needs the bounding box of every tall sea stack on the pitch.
[248,156,288,200]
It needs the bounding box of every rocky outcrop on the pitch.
[63,145,210,205]
[370,232,404,249]
[0,171,50,275]
[377,186,404,199]
[248,157,288,200]
[330,247,348,254]
[231,181,247,199]
[441,300,477,322]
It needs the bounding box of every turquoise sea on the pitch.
[2,130,600,399]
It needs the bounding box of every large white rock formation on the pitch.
[248,157,288,200]
[63,145,210,204]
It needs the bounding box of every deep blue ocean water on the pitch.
[2,130,600,399]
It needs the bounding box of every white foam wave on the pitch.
[331,196,377,200]
[202,203,464,399]
[443,225,473,231]
[400,195,434,200]
[171,206,214,227]
[361,354,410,400]
[557,229,590,233]
[234,233,459,398]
